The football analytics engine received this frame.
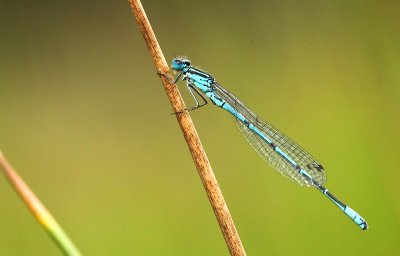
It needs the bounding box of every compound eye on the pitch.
[184,61,191,66]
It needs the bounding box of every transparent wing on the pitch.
[212,82,326,187]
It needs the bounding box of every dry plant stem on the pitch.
[0,152,82,256]
[128,1,246,255]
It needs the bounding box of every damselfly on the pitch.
[168,57,368,230]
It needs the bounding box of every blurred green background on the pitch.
[1,0,399,255]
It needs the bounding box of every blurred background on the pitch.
[1,0,399,255]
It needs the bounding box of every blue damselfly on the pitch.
[167,57,368,230]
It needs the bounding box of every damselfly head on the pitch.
[172,58,191,71]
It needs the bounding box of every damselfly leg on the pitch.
[157,71,208,114]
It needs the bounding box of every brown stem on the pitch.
[128,1,246,255]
